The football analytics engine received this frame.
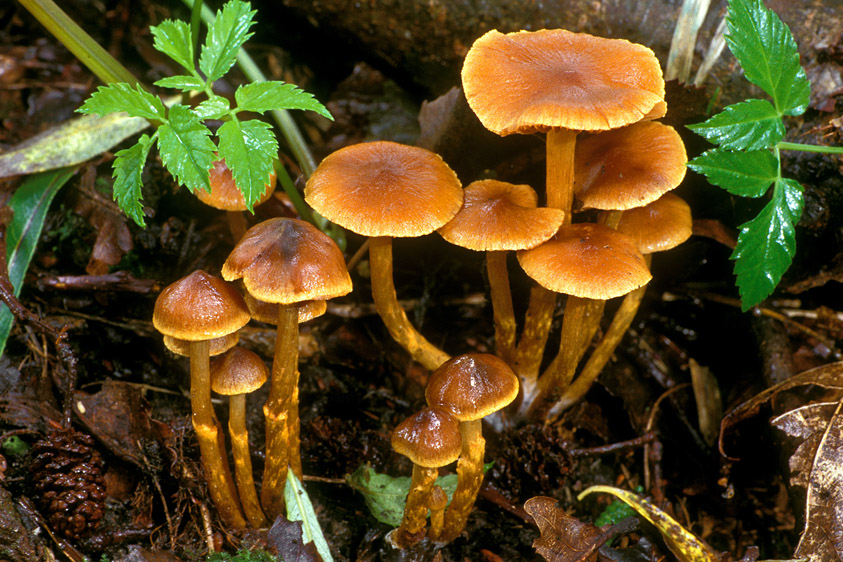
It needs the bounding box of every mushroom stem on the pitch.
[512,286,557,391]
[369,236,451,370]
[548,283,647,419]
[526,296,604,421]
[226,211,248,242]
[441,419,485,543]
[600,210,624,230]
[189,340,246,529]
[486,251,516,365]
[261,302,300,517]
[228,394,268,528]
[546,128,577,218]
[393,464,438,549]
[428,485,448,542]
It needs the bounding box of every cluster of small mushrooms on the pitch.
[152,26,691,546]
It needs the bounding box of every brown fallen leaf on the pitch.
[74,165,133,276]
[267,517,323,562]
[771,399,843,562]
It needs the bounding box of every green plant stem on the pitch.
[777,141,843,154]
[17,0,139,86]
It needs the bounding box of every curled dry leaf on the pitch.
[771,399,843,562]
[689,358,722,447]
[524,496,617,562]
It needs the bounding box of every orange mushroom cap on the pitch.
[425,353,519,422]
[517,223,652,300]
[461,29,665,136]
[616,192,692,254]
[574,122,687,211]
[221,218,352,304]
[163,332,239,357]
[210,347,269,396]
[438,180,565,251]
[153,270,250,341]
[195,159,276,211]
[391,407,463,468]
[243,292,327,324]
[304,141,463,238]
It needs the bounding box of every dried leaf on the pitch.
[577,486,719,562]
[772,400,843,562]
[73,166,133,275]
[524,496,611,562]
[267,517,322,562]
[689,359,722,447]
[719,361,843,459]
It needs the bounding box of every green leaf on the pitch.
[198,0,256,83]
[150,19,194,73]
[725,0,810,115]
[731,177,804,310]
[216,118,277,210]
[0,168,76,358]
[77,83,167,122]
[687,99,784,150]
[154,75,206,91]
[193,95,231,120]
[284,469,334,562]
[157,104,216,192]
[687,148,778,197]
[112,134,154,227]
[235,81,332,119]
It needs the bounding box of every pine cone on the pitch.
[29,428,106,540]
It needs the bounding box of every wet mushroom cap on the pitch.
[153,270,250,340]
[616,192,692,254]
[304,141,463,238]
[163,332,239,357]
[391,407,463,468]
[195,159,276,211]
[210,347,269,395]
[244,292,327,324]
[438,180,566,251]
[517,223,652,300]
[221,218,352,304]
[461,29,665,136]
[574,122,687,211]
[425,353,519,421]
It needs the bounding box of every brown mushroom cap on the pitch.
[304,141,463,238]
[574,122,687,211]
[153,270,250,341]
[391,407,463,468]
[425,353,519,422]
[461,29,665,136]
[195,159,276,211]
[221,218,352,304]
[244,292,327,324]
[163,332,239,357]
[517,223,652,299]
[438,180,566,251]
[210,347,269,395]
[616,192,692,254]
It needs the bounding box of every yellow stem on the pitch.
[486,251,516,365]
[393,465,437,549]
[441,419,484,542]
[229,394,267,528]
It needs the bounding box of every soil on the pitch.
[1,1,843,561]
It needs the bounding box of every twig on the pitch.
[570,432,657,457]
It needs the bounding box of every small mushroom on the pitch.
[390,407,462,549]
[425,353,519,542]
[152,270,249,529]
[305,141,463,371]
[428,485,448,542]
[210,347,269,528]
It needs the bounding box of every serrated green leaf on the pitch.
[0,168,76,358]
[726,0,810,115]
[150,19,195,73]
[193,95,231,120]
[199,0,255,83]
[687,99,784,150]
[217,118,277,210]
[157,104,216,192]
[154,75,206,91]
[284,469,334,562]
[112,134,154,227]
[77,83,167,122]
[687,148,778,197]
[731,177,804,310]
[235,81,332,119]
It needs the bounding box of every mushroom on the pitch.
[152,270,250,529]
[305,141,463,371]
[390,407,462,549]
[425,353,519,542]
[195,158,276,241]
[428,485,448,542]
[222,217,352,517]
[210,347,269,528]
[438,179,565,366]
[517,224,651,421]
